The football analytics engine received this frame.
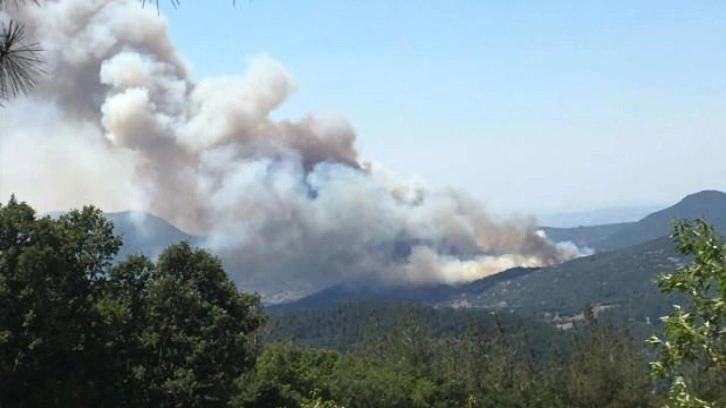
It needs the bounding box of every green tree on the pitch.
[649,219,726,407]
[138,242,265,407]
[0,197,264,407]
[550,324,658,408]
[0,198,123,405]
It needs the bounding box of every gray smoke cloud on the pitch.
[1,0,583,297]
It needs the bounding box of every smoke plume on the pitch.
[1,0,582,296]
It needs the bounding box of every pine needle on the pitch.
[0,20,44,103]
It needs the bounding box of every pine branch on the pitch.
[142,0,181,8]
[140,0,238,11]
[0,20,43,103]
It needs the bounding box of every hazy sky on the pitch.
[158,0,726,216]
[2,0,722,220]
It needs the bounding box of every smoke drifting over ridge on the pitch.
[1,0,582,294]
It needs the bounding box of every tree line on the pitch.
[1,197,725,407]
[0,197,264,406]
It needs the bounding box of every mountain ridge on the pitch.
[541,189,726,252]
[105,211,198,259]
[41,189,726,313]
[279,190,726,325]
[596,190,726,251]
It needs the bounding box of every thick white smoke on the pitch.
[1,0,583,296]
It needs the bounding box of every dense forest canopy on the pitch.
[2,3,725,407]
[0,198,264,406]
[0,197,724,407]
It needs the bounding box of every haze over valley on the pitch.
[2,1,726,406]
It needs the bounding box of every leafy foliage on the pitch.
[3,197,726,407]
[241,317,660,408]
[649,219,726,407]
[0,197,264,407]
[421,235,688,336]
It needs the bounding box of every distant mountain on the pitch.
[44,189,725,316]
[538,205,663,228]
[280,235,686,328]
[595,190,726,251]
[540,222,633,250]
[542,190,726,252]
[439,236,685,321]
[104,211,197,259]
[43,210,196,259]
[276,191,726,318]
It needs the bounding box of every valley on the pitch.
[105,189,726,336]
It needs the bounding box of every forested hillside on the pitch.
[3,199,725,407]
[440,236,686,321]
[3,0,726,405]
[270,267,537,312]
[278,237,687,333]
[265,300,560,352]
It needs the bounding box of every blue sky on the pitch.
[164,0,726,216]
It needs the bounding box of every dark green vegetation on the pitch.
[244,322,660,408]
[2,195,725,407]
[0,198,264,407]
[265,300,558,352]
[277,190,726,336]
[437,237,685,324]
[649,220,726,407]
[275,236,684,334]
[457,190,726,328]
[269,267,537,312]
[94,191,726,335]
[276,237,686,336]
